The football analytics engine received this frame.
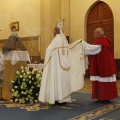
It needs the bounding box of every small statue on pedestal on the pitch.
[2,24,26,53]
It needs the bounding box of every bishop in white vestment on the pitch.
[39,19,71,104]
[39,19,89,104]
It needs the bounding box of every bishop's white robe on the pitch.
[39,34,71,104]
[39,37,88,104]
[69,40,89,93]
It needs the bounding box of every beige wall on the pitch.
[40,0,70,59]
[0,0,40,60]
[70,0,120,58]
[0,0,40,38]
[61,0,70,36]
[70,0,92,42]
[40,0,61,59]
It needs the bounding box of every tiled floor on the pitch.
[80,78,120,95]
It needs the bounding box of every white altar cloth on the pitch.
[0,51,31,65]
[27,63,44,69]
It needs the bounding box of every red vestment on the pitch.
[90,36,118,100]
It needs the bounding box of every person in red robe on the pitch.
[80,28,118,102]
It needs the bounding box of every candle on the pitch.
[30,45,32,61]
[38,36,41,52]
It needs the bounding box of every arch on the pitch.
[85,1,114,51]
[84,1,100,40]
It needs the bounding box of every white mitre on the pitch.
[55,19,64,30]
[54,19,66,39]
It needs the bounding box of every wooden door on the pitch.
[86,2,114,77]
[87,2,114,49]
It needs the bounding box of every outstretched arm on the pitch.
[80,41,101,55]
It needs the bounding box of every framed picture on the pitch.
[11,21,19,31]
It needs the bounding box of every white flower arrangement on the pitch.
[21,70,24,73]
[35,100,38,103]
[11,89,15,92]
[26,97,29,100]
[11,66,42,104]
[16,71,20,75]
[21,66,24,69]
[20,75,23,78]
[15,99,18,102]
[29,81,31,84]
[28,76,31,79]
[14,86,18,89]
[11,80,15,83]
[10,99,13,102]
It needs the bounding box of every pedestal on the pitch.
[2,60,27,100]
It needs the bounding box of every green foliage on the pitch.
[11,66,42,104]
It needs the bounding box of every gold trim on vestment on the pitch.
[39,94,71,105]
[43,46,69,70]
[44,42,86,70]
[70,40,82,50]
[69,40,87,60]
[43,56,52,69]
[58,49,70,71]
[39,87,85,105]
[52,46,68,52]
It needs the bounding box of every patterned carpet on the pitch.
[0,92,120,120]
[70,99,120,120]
[100,109,120,120]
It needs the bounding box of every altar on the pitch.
[27,63,44,70]
[1,51,31,100]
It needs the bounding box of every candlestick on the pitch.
[38,36,41,52]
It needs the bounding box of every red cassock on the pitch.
[90,36,118,100]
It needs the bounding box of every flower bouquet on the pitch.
[11,66,42,104]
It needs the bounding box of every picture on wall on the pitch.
[10,21,19,31]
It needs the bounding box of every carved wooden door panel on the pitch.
[87,2,114,50]
[86,2,114,77]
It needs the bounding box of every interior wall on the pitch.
[70,0,120,58]
[0,0,41,62]
[0,0,40,38]
[70,0,96,43]
[61,0,70,36]
[40,0,61,59]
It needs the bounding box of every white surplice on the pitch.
[80,41,116,82]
